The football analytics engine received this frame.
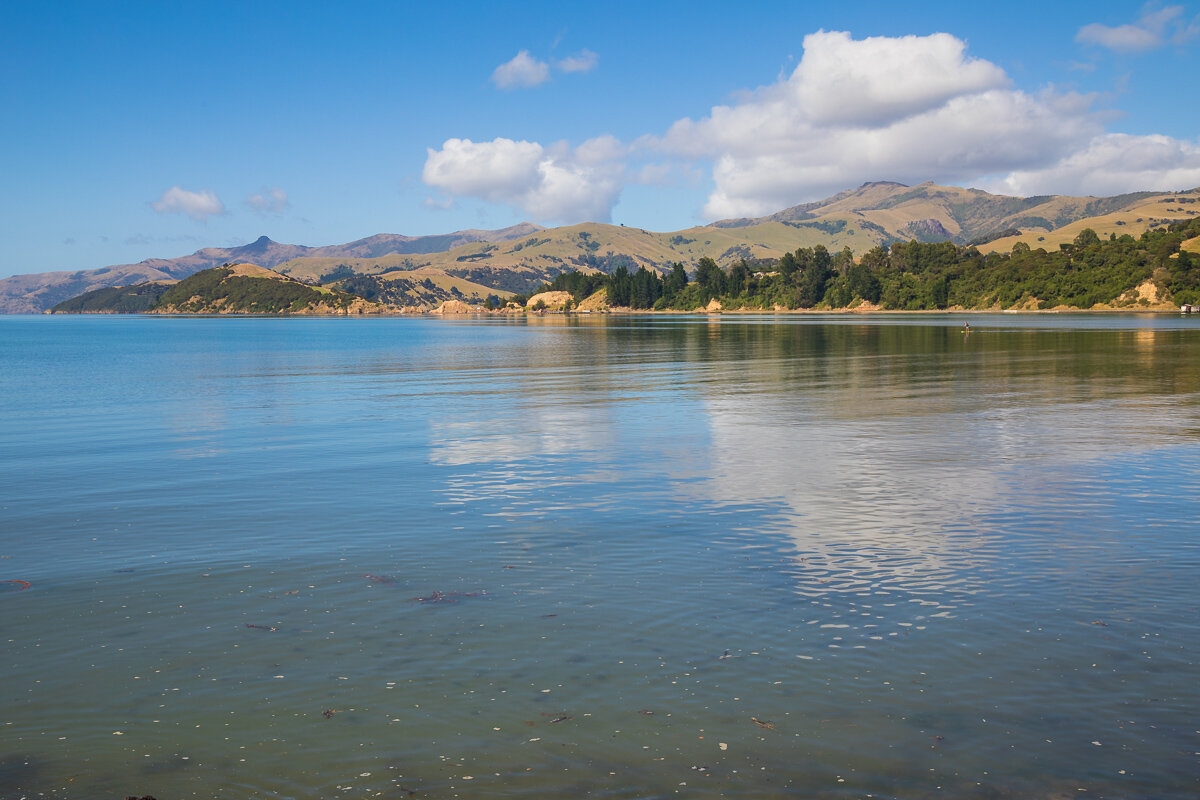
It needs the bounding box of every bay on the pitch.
[1,313,1198,799]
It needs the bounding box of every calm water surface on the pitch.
[1,313,1198,799]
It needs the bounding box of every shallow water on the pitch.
[1,313,1198,799]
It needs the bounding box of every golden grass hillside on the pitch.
[263,183,1200,301]
[977,191,1200,253]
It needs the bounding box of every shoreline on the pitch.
[458,302,1188,317]
[30,305,1194,319]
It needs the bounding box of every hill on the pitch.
[146,263,393,315]
[712,181,1166,245]
[269,183,1200,292]
[48,281,175,314]
[526,214,1200,312]
[9,183,1200,313]
[0,224,539,314]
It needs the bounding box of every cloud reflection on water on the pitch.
[422,318,1200,624]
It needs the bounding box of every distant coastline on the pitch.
[12,182,1200,316]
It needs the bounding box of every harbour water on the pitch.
[1,313,1198,799]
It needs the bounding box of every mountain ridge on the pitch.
[5,182,1199,314]
[0,224,541,314]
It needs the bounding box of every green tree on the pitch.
[845,261,882,304]
[629,266,663,309]
[832,246,854,273]
[694,257,725,298]
[796,246,832,308]
[778,251,798,279]
[607,264,632,307]
[728,259,750,295]
[663,262,688,299]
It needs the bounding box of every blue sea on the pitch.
[2,313,1198,799]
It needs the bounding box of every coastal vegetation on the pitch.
[49,281,172,313]
[41,185,1200,315]
[525,216,1200,311]
[51,216,1200,315]
[56,263,392,315]
[153,266,361,313]
[13,182,1200,315]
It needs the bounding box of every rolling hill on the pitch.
[109,263,393,315]
[11,182,1200,314]
[268,183,1200,293]
[1,224,538,314]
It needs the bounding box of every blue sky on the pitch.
[2,0,1199,278]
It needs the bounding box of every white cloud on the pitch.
[423,137,545,200]
[985,133,1200,197]
[1076,5,1194,52]
[655,31,1103,217]
[787,31,1009,127]
[491,50,550,89]
[556,48,598,73]
[151,186,225,220]
[491,47,599,89]
[439,29,1199,225]
[247,187,289,215]
[1077,21,1163,52]
[422,136,624,223]
[647,29,1200,219]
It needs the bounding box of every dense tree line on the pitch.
[527,216,1200,311]
[49,282,171,313]
[156,267,356,313]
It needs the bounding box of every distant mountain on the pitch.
[0,223,540,314]
[276,184,1197,290]
[8,183,1200,314]
[711,181,1164,244]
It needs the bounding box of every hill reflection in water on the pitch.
[1,313,1197,800]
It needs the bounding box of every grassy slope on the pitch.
[248,184,1200,302]
[978,192,1200,253]
[274,220,887,289]
[49,281,175,313]
[154,263,381,313]
[329,269,512,306]
[273,185,1200,296]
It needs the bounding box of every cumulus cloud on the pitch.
[247,187,289,215]
[787,31,1009,127]
[649,29,1199,219]
[556,48,598,73]
[986,133,1200,197]
[1076,5,1196,52]
[151,186,225,220]
[422,135,625,223]
[440,29,1198,224]
[491,50,551,89]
